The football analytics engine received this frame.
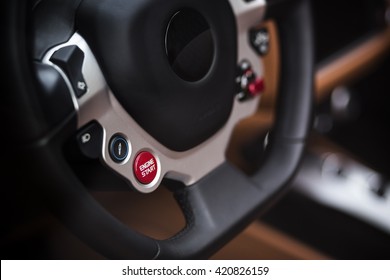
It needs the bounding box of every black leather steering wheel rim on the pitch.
[3,0,313,259]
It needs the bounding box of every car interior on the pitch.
[2,0,390,260]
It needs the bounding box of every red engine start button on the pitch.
[133,151,158,185]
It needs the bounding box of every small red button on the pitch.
[133,151,158,185]
[248,78,264,97]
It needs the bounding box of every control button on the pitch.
[133,151,158,185]
[76,122,103,159]
[109,134,129,163]
[248,78,264,97]
[249,28,269,56]
[50,45,88,98]
[236,60,264,100]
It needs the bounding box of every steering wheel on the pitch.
[3,0,313,259]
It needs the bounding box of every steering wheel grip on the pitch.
[5,0,313,259]
[160,0,314,258]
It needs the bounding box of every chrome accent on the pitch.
[42,0,266,193]
[228,0,266,77]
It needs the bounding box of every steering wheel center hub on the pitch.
[165,9,214,82]
[77,0,237,151]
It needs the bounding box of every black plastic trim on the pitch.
[50,45,88,98]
